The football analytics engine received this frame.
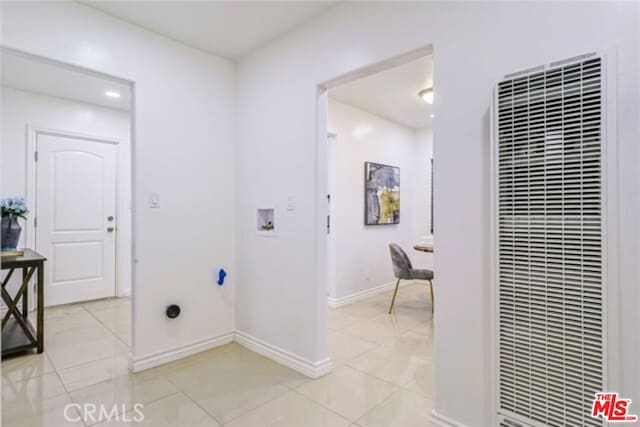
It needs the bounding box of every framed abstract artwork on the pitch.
[364,161,400,225]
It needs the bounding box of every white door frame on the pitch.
[26,125,129,303]
[3,45,137,367]
[314,44,433,365]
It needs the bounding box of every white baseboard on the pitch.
[129,330,332,380]
[129,332,234,372]
[327,280,420,308]
[235,330,332,379]
[431,410,470,427]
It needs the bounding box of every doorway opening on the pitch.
[1,47,135,373]
[317,46,436,402]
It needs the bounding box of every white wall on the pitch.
[235,2,639,426]
[411,127,433,271]
[1,1,237,366]
[1,86,132,298]
[326,133,338,299]
[327,98,430,300]
[4,3,638,424]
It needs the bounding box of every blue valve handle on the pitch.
[217,269,227,285]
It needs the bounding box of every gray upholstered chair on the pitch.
[388,243,434,314]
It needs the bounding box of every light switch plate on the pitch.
[287,195,296,211]
[150,193,160,208]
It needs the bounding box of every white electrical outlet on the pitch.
[287,195,296,211]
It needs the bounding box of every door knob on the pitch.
[107,227,115,232]
[107,216,114,221]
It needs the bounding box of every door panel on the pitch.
[53,151,104,231]
[51,241,103,283]
[36,132,117,306]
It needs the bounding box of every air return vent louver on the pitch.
[495,55,604,427]
[498,414,530,427]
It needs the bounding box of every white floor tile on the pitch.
[3,289,435,427]
[1,352,55,383]
[355,389,433,427]
[295,365,398,422]
[1,392,81,427]
[328,330,378,365]
[347,345,432,387]
[2,372,67,405]
[182,365,291,423]
[328,309,362,331]
[95,392,219,426]
[341,319,403,344]
[57,354,130,392]
[226,391,351,427]
[69,374,178,425]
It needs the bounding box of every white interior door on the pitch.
[35,132,117,306]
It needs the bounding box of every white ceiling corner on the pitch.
[81,1,338,59]
[329,55,433,129]
[2,49,132,112]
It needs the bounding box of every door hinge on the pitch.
[34,151,38,162]
[34,217,37,228]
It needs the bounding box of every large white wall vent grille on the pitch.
[495,56,604,427]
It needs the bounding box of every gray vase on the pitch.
[1,216,22,251]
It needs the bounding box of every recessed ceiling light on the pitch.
[105,91,121,99]
[430,114,435,119]
[419,88,434,104]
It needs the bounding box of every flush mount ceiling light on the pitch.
[419,88,434,104]
[105,91,121,99]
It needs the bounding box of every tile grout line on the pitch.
[216,388,299,425]
[290,365,400,424]
[179,388,226,426]
[288,387,358,425]
[351,385,406,425]
[342,347,434,388]
[322,289,433,423]
[89,391,184,427]
[46,299,131,401]
[51,352,129,377]
[7,289,433,426]
[1,350,53,383]
[80,300,132,350]
[47,309,131,371]
[3,300,129,427]
[74,373,193,425]
[173,354,314,425]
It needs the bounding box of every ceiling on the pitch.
[82,1,338,59]
[330,55,433,129]
[1,49,131,112]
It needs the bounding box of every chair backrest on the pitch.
[389,243,413,280]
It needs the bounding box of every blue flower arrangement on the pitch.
[1,197,29,251]
[0,196,29,219]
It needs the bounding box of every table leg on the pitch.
[37,262,44,353]
[1,268,16,329]
[22,267,28,319]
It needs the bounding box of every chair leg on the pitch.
[429,279,434,314]
[388,278,401,314]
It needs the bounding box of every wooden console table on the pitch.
[1,249,46,357]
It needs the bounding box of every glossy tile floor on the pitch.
[2,282,433,426]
